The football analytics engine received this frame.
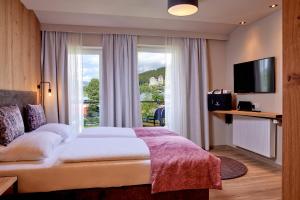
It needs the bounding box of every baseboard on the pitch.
[210,145,282,169]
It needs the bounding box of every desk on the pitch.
[212,110,282,124]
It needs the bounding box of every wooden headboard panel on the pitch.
[0,90,37,114]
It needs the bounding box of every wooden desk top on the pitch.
[212,110,282,119]
[0,176,17,196]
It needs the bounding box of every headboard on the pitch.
[0,90,37,114]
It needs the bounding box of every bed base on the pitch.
[2,185,209,200]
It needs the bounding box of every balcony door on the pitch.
[138,46,167,127]
[82,47,102,128]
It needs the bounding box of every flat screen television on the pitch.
[234,57,275,93]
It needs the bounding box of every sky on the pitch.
[82,54,100,83]
[82,52,167,83]
[137,52,166,73]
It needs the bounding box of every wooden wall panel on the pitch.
[0,0,40,92]
[283,0,300,199]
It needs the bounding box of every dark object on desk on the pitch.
[208,89,232,111]
[237,101,254,111]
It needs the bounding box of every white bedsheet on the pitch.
[59,138,150,163]
[0,138,151,193]
[78,127,137,138]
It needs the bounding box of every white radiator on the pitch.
[233,116,276,158]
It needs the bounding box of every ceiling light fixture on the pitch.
[269,4,278,8]
[168,0,198,16]
[239,21,247,25]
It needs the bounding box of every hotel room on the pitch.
[0,0,299,199]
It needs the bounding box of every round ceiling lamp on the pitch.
[168,0,198,16]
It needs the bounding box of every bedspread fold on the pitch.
[134,128,222,193]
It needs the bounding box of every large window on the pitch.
[81,46,166,128]
[82,47,102,128]
[138,46,166,127]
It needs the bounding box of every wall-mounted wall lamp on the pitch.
[37,81,52,96]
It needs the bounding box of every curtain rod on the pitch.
[41,24,229,41]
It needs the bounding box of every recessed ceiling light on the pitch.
[239,21,247,25]
[269,4,278,8]
[168,0,198,16]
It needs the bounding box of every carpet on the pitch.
[219,156,248,180]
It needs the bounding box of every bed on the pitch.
[0,90,221,200]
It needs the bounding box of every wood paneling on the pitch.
[0,0,40,92]
[283,0,300,199]
[210,147,281,200]
[0,176,17,196]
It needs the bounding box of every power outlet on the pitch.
[253,103,261,110]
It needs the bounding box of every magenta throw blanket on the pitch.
[133,128,222,193]
[134,127,178,137]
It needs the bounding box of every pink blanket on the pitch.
[133,128,222,194]
[134,127,178,137]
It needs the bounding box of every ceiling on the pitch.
[21,0,282,35]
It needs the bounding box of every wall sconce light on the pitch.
[37,82,52,96]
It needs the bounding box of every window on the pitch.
[138,46,166,127]
[82,47,102,128]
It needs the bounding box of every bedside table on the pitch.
[0,177,17,196]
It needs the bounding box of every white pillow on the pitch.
[0,131,63,162]
[36,123,75,142]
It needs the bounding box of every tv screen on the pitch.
[234,57,275,93]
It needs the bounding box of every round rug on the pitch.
[218,156,248,180]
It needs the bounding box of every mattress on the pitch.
[59,138,150,162]
[0,138,151,193]
[78,127,137,138]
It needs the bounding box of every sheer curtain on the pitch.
[67,33,83,133]
[41,32,83,133]
[165,38,188,137]
[165,37,210,150]
[101,34,142,127]
[41,31,68,123]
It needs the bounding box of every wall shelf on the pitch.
[212,110,282,124]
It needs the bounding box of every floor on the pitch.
[209,147,282,200]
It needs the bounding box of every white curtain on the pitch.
[41,31,68,124]
[67,33,83,133]
[165,37,210,150]
[101,34,142,127]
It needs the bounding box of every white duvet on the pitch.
[79,127,137,138]
[0,137,151,193]
[59,138,150,163]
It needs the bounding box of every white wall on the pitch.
[209,10,282,165]
[226,10,282,113]
[207,40,232,146]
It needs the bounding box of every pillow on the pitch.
[0,131,63,162]
[24,104,47,131]
[0,105,25,146]
[36,123,75,142]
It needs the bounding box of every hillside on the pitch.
[139,67,165,85]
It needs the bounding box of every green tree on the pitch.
[84,78,99,117]
[139,67,165,85]
[84,79,99,101]
[151,85,164,102]
[140,84,164,121]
